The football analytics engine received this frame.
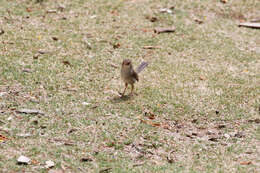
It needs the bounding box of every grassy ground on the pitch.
[0,0,259,172]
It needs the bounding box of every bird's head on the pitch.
[122,59,132,69]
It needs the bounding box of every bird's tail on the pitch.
[136,62,148,74]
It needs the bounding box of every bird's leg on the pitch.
[130,84,134,96]
[121,83,128,96]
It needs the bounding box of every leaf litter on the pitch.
[17,155,31,165]
[16,109,44,115]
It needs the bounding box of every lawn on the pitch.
[0,0,259,172]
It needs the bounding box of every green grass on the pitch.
[0,0,259,172]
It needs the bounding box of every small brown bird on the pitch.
[120,59,148,96]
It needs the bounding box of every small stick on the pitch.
[154,27,175,34]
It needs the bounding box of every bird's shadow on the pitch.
[110,94,132,103]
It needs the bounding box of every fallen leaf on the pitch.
[142,46,161,49]
[91,105,98,109]
[90,15,97,19]
[60,16,67,20]
[144,111,156,120]
[245,151,253,154]
[220,0,228,3]
[194,18,203,24]
[191,132,198,136]
[38,50,46,54]
[83,39,92,49]
[141,28,148,32]
[62,60,72,66]
[2,41,14,44]
[112,43,120,49]
[46,10,57,13]
[30,98,39,103]
[40,125,47,129]
[80,157,93,162]
[224,133,230,139]
[82,102,90,106]
[67,128,77,134]
[110,10,118,16]
[150,17,157,22]
[31,159,39,165]
[217,124,226,129]
[151,123,161,127]
[22,68,32,73]
[16,109,44,115]
[64,141,75,146]
[167,150,175,163]
[45,160,55,168]
[234,132,244,138]
[99,167,112,173]
[132,161,145,167]
[0,134,9,142]
[154,27,175,34]
[17,155,31,164]
[26,7,32,12]
[145,16,158,22]
[208,136,218,142]
[191,119,198,123]
[160,123,170,130]
[248,118,260,123]
[185,133,194,139]
[33,54,39,59]
[206,130,216,135]
[238,22,260,29]
[159,8,173,14]
[50,138,75,146]
[199,76,205,80]
[169,6,175,10]
[52,36,58,41]
[240,161,252,165]
[140,119,161,127]
[0,29,4,35]
[17,133,31,138]
[57,4,65,12]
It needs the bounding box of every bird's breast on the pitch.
[121,68,136,84]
